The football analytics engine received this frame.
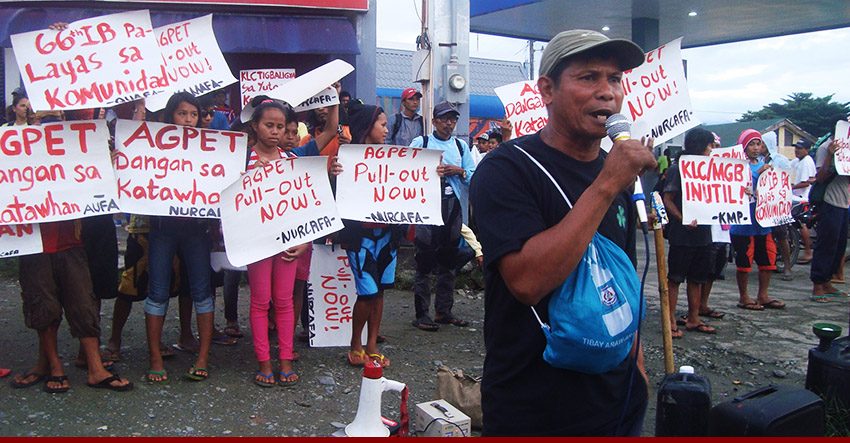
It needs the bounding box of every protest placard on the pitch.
[11,10,166,111]
[711,145,746,160]
[0,224,42,258]
[834,120,850,175]
[239,59,353,122]
[219,156,343,267]
[335,144,443,225]
[144,15,239,112]
[240,68,296,107]
[679,155,751,225]
[755,166,793,227]
[306,244,365,348]
[0,120,119,225]
[621,37,700,146]
[293,87,339,113]
[113,119,247,218]
[494,80,548,138]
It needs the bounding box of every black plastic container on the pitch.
[806,324,850,410]
[655,366,712,436]
[708,385,824,436]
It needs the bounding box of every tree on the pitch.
[738,92,850,138]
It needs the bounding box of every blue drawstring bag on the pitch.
[515,145,643,374]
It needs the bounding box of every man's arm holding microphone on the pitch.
[498,120,656,306]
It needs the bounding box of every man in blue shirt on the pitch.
[409,101,475,331]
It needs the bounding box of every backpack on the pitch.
[422,135,465,159]
[514,144,643,374]
[389,112,424,145]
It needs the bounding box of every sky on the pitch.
[375,0,850,125]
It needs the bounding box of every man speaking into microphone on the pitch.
[470,29,656,436]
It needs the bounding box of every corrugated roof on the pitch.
[376,47,528,94]
[703,118,785,146]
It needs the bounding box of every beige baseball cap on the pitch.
[538,29,645,78]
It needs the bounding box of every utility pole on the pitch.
[528,40,534,80]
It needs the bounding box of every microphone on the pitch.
[605,114,649,230]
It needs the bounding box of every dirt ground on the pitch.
[0,228,847,436]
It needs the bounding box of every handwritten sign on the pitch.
[293,87,339,113]
[679,155,751,225]
[240,68,296,107]
[144,15,238,112]
[755,167,793,227]
[239,59,353,122]
[219,157,343,267]
[305,244,365,347]
[711,145,746,160]
[113,119,246,218]
[494,80,548,138]
[0,224,42,258]
[621,37,699,146]
[834,120,850,175]
[335,144,442,225]
[0,120,119,225]
[11,10,166,111]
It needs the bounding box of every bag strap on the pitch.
[390,112,403,143]
[513,144,573,209]
[512,143,574,329]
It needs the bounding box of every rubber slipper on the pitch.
[670,328,683,339]
[102,348,121,363]
[159,345,176,359]
[146,369,168,383]
[0,368,11,378]
[685,323,717,334]
[699,309,726,319]
[434,316,469,327]
[74,359,115,372]
[212,334,238,346]
[781,273,794,281]
[277,371,299,387]
[761,299,786,310]
[676,315,687,326]
[10,372,45,389]
[737,302,764,311]
[87,374,133,392]
[810,294,832,303]
[171,343,199,354]
[224,325,244,338]
[347,349,367,367]
[412,317,439,332]
[253,371,276,388]
[797,258,812,265]
[185,366,209,381]
[43,375,70,393]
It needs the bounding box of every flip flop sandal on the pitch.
[184,366,209,381]
[761,299,786,309]
[74,359,115,372]
[347,349,367,367]
[699,309,726,319]
[676,315,687,326]
[737,302,765,311]
[277,371,299,387]
[212,334,238,346]
[43,375,70,393]
[253,371,276,388]
[368,353,390,368]
[87,374,133,392]
[670,328,684,339]
[810,294,833,303]
[224,325,244,338]
[146,370,168,383]
[0,368,10,378]
[172,343,199,354]
[435,317,470,327]
[159,345,176,359]
[412,318,439,332]
[685,323,717,334]
[10,372,45,389]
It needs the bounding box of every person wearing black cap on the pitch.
[791,139,815,264]
[409,101,475,331]
[470,29,655,435]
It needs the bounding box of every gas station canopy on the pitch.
[470,0,850,49]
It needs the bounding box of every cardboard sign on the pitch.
[113,119,247,218]
[621,38,700,146]
[711,145,746,160]
[494,80,548,138]
[239,59,353,122]
[306,244,365,347]
[240,68,296,107]
[834,120,850,175]
[335,144,443,225]
[11,10,166,111]
[0,224,42,258]
[679,155,751,225]
[145,15,239,112]
[293,87,339,113]
[0,120,119,225]
[219,156,343,267]
[755,167,793,227]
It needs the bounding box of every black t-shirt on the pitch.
[663,163,712,247]
[470,133,647,436]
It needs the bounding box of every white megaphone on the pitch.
[344,361,407,437]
